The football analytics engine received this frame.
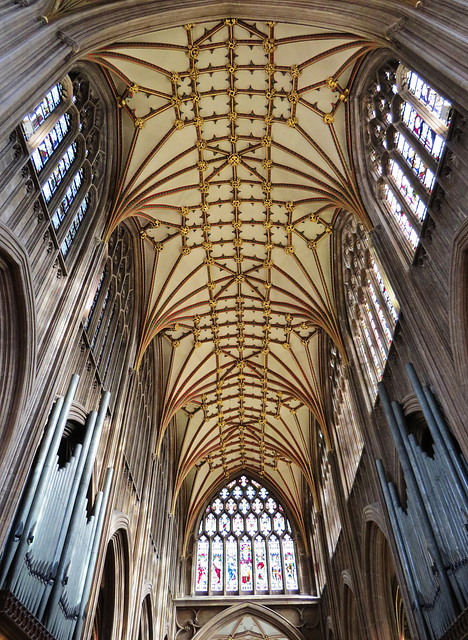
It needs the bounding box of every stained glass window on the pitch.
[20,72,105,263]
[342,218,399,399]
[31,114,70,172]
[22,84,63,139]
[194,475,299,594]
[366,62,452,252]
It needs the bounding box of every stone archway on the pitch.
[178,601,320,640]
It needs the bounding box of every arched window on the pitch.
[318,431,341,557]
[83,225,134,394]
[329,345,364,497]
[366,62,452,251]
[343,218,399,397]
[194,475,299,595]
[20,71,106,262]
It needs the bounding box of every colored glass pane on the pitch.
[211,536,223,591]
[205,513,216,536]
[389,159,427,221]
[226,536,238,591]
[226,498,237,514]
[259,487,269,499]
[233,486,243,499]
[273,513,285,535]
[240,536,252,591]
[384,185,419,249]
[246,485,256,500]
[196,537,209,591]
[212,498,223,514]
[269,536,283,590]
[220,488,229,499]
[239,498,250,514]
[401,102,445,160]
[283,536,298,590]
[246,513,258,536]
[396,132,435,192]
[32,114,70,172]
[265,497,277,513]
[254,536,268,591]
[22,84,63,139]
[239,476,248,487]
[260,513,272,535]
[405,70,452,125]
[42,143,76,203]
[219,513,230,536]
[233,513,244,536]
[252,498,263,514]
[51,170,83,231]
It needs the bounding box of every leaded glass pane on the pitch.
[260,513,272,535]
[246,485,256,499]
[389,159,427,221]
[240,536,252,591]
[233,513,244,536]
[246,513,258,536]
[196,537,209,591]
[274,513,285,535]
[396,132,435,192]
[226,536,238,591]
[283,535,298,590]
[212,498,223,514]
[22,84,63,139]
[211,536,223,591]
[226,498,237,514]
[42,143,76,203]
[384,185,420,249]
[205,513,216,536]
[220,488,229,499]
[239,498,250,514]
[252,498,263,514]
[405,70,452,125]
[254,536,268,590]
[265,497,277,513]
[219,513,230,536]
[401,102,445,161]
[32,114,70,172]
[269,535,283,590]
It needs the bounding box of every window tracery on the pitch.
[194,475,299,595]
[366,62,452,250]
[329,346,364,497]
[318,432,341,557]
[343,219,399,397]
[20,71,106,262]
[83,226,134,393]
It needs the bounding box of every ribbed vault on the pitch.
[88,19,375,543]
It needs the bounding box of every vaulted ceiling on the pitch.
[89,19,375,546]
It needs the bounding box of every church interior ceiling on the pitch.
[88,19,376,545]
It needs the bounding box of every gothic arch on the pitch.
[189,601,308,640]
[92,525,131,640]
[341,577,362,640]
[362,510,411,640]
[0,223,36,545]
[450,218,468,397]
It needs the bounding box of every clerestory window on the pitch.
[20,71,106,262]
[342,218,399,397]
[366,63,452,251]
[194,475,299,595]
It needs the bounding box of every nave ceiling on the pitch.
[88,18,376,546]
